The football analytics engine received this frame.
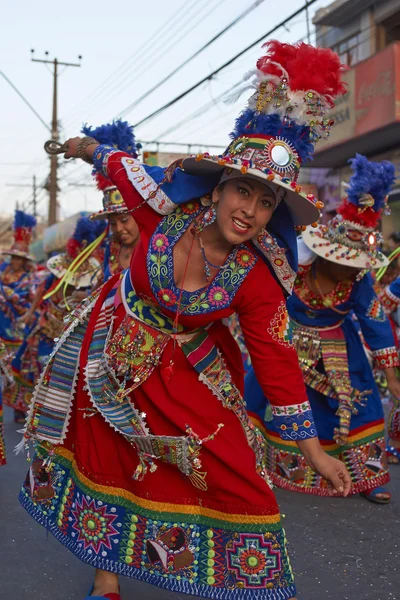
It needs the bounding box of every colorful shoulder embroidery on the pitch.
[147,204,258,315]
[268,302,293,347]
[366,298,387,322]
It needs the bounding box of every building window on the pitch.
[332,32,361,67]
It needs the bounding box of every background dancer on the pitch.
[0,210,36,421]
[11,216,106,418]
[246,154,400,504]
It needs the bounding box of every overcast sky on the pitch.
[0,0,328,223]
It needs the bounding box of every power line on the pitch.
[96,0,227,121]
[130,0,319,129]
[0,70,51,132]
[61,0,206,127]
[115,0,266,119]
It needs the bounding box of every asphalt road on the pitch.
[1,404,399,600]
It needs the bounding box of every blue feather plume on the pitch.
[14,210,37,230]
[347,154,396,211]
[72,217,107,245]
[230,110,315,164]
[81,120,137,156]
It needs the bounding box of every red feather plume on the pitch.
[95,172,114,192]
[66,238,81,259]
[338,200,380,228]
[257,40,348,107]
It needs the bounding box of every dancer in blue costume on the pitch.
[246,155,400,504]
[0,210,36,352]
[12,216,106,416]
[0,210,36,421]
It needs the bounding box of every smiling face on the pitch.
[212,177,277,245]
[108,213,139,247]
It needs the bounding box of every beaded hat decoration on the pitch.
[182,40,347,227]
[84,120,138,220]
[0,210,37,261]
[302,154,395,269]
[46,216,107,289]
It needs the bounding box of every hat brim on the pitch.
[46,254,102,288]
[302,225,389,269]
[90,207,131,220]
[182,157,320,227]
[0,249,35,261]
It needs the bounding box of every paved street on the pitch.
[1,404,399,600]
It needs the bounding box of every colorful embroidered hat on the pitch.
[182,41,347,227]
[302,154,395,269]
[1,210,37,261]
[46,216,107,288]
[83,120,138,220]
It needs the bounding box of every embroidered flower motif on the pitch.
[157,288,177,306]
[239,546,267,575]
[208,286,229,307]
[236,249,256,268]
[71,495,118,553]
[152,234,169,253]
[181,201,199,215]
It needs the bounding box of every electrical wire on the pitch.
[61,0,207,127]
[129,0,320,128]
[114,0,266,119]
[0,70,51,132]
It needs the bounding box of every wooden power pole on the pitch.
[31,50,82,225]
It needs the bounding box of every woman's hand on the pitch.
[297,437,351,496]
[63,137,82,159]
[306,451,351,496]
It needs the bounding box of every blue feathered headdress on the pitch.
[347,154,396,211]
[67,216,107,257]
[81,120,137,157]
[14,210,37,231]
[73,216,107,245]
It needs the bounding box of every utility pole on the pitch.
[31,50,82,226]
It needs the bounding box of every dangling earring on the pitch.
[193,204,217,233]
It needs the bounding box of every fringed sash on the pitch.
[292,320,371,445]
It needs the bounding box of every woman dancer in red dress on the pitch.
[20,42,349,600]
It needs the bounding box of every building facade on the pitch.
[303,0,400,238]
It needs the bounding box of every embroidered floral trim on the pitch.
[267,302,293,347]
[379,285,400,315]
[92,147,176,215]
[366,298,387,322]
[294,264,352,310]
[271,401,312,417]
[372,346,399,369]
[253,230,296,295]
[147,203,258,315]
[272,408,317,441]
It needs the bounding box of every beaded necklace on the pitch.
[311,261,350,316]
